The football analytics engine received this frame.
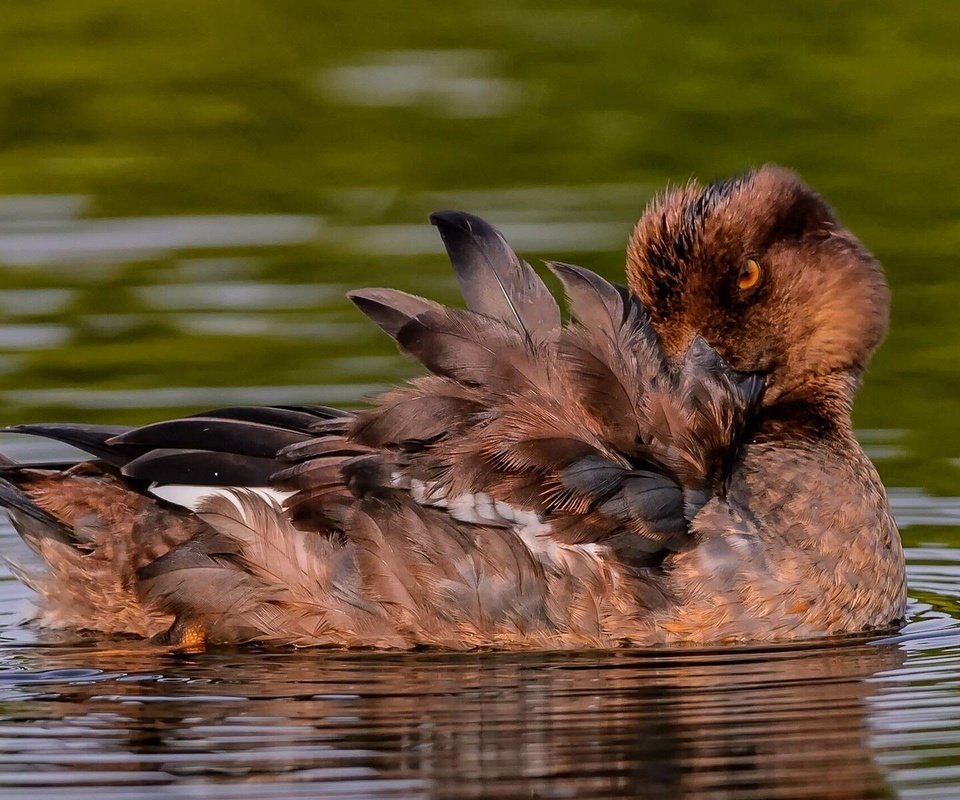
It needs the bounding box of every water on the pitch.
[1,575,960,800]
[1,2,960,797]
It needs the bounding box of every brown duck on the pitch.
[0,165,907,650]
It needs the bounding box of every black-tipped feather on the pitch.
[278,436,370,462]
[347,289,440,339]
[122,449,278,486]
[3,423,142,467]
[430,210,560,343]
[192,405,349,431]
[109,418,308,458]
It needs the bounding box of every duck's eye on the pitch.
[737,258,762,292]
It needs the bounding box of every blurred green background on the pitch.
[0,0,958,497]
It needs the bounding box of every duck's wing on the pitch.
[322,212,763,570]
[0,211,762,648]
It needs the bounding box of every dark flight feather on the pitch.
[122,449,278,486]
[277,435,370,462]
[3,423,141,467]
[347,288,441,339]
[109,418,308,458]
[191,405,348,431]
[430,210,560,344]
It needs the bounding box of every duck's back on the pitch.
[0,212,765,649]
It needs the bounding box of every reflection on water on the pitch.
[0,213,321,266]
[2,0,960,797]
[0,621,916,799]
[321,50,523,118]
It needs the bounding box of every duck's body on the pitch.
[0,166,906,649]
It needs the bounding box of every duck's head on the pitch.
[625,165,889,406]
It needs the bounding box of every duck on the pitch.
[0,165,907,650]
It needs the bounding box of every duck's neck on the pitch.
[750,371,860,449]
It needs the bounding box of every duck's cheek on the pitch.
[705,334,780,377]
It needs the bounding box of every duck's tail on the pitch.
[0,409,364,646]
[0,453,179,637]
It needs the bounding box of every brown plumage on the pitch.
[0,165,906,649]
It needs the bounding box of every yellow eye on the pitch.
[737,258,762,291]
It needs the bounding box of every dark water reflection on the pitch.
[0,636,917,799]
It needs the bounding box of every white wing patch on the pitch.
[149,484,294,515]
[390,473,605,565]
[152,477,605,568]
